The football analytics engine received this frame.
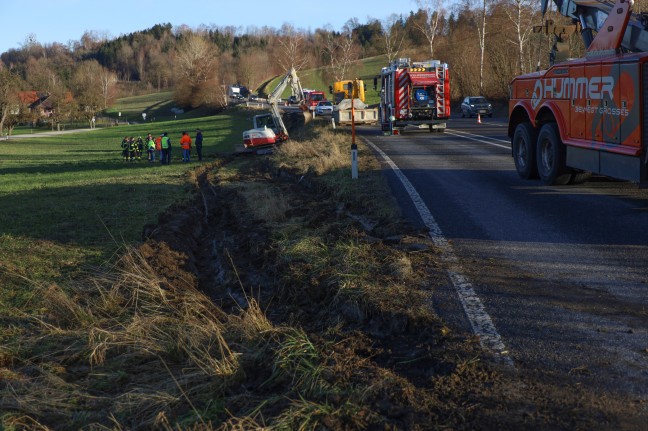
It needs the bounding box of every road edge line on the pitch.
[362,136,514,367]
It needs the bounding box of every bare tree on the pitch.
[117,44,135,81]
[173,33,221,108]
[477,0,488,94]
[0,69,22,136]
[504,0,539,74]
[414,0,447,58]
[48,82,75,131]
[98,67,118,109]
[277,24,309,72]
[72,60,116,125]
[148,50,173,91]
[321,28,359,82]
[381,14,406,63]
[25,57,61,92]
[237,48,270,92]
[75,30,110,54]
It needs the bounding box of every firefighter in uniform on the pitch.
[136,136,144,160]
[128,137,137,162]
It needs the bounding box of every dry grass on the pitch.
[1,245,294,428]
[0,121,443,429]
[275,126,350,175]
[1,237,370,428]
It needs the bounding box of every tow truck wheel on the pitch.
[536,122,571,185]
[512,122,538,179]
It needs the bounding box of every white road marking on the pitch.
[363,137,514,367]
[445,129,511,149]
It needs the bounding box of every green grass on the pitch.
[0,108,251,304]
[8,91,218,136]
[104,90,218,123]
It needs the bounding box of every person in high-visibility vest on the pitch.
[179,131,192,162]
[160,132,171,165]
[146,133,156,162]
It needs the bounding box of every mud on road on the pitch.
[139,151,647,430]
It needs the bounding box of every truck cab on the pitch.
[306,91,326,112]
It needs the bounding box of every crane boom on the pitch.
[265,67,305,138]
[544,0,648,53]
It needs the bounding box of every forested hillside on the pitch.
[0,0,583,132]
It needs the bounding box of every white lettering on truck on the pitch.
[531,76,614,109]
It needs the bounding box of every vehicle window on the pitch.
[470,97,487,104]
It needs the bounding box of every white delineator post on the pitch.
[350,82,358,179]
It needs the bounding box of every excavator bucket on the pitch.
[283,109,312,134]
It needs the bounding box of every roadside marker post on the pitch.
[351,143,358,179]
[350,81,358,179]
[477,112,482,124]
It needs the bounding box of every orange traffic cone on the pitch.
[477,112,482,124]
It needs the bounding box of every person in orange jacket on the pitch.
[155,134,163,163]
[179,131,192,162]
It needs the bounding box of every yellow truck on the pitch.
[331,79,377,125]
[333,79,365,103]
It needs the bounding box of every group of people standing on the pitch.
[120,129,203,164]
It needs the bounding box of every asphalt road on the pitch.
[359,115,648,403]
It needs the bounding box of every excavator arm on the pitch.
[264,67,305,139]
[241,67,308,151]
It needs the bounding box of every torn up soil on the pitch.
[136,153,644,430]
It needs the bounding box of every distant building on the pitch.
[15,91,52,118]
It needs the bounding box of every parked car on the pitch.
[315,100,334,116]
[460,96,493,118]
[287,95,299,105]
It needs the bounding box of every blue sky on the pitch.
[0,0,420,54]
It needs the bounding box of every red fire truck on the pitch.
[379,58,450,133]
[305,91,326,112]
[509,0,648,185]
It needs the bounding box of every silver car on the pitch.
[315,101,334,115]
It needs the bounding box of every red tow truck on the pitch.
[509,0,648,185]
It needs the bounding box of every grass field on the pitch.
[103,90,220,123]
[0,105,252,308]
